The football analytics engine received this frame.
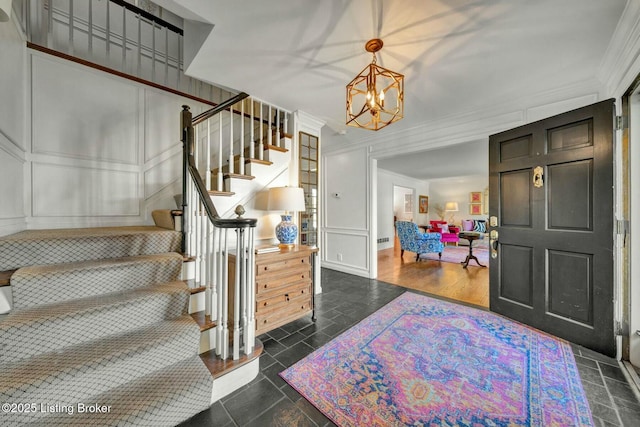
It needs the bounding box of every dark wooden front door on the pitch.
[489,99,615,356]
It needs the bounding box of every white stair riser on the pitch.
[181,260,195,280]
[199,328,216,354]
[0,287,11,314]
[263,148,288,163]
[223,176,254,193]
[244,162,271,177]
[190,291,205,313]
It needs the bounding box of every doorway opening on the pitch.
[377,176,490,309]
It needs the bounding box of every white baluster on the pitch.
[121,7,126,71]
[245,227,256,354]
[105,0,110,58]
[88,0,93,55]
[233,228,242,360]
[136,12,141,76]
[176,31,181,89]
[194,125,199,170]
[68,0,75,56]
[206,119,211,191]
[208,220,217,320]
[200,201,208,315]
[258,101,264,161]
[221,230,229,360]
[194,198,201,285]
[218,114,223,191]
[284,111,289,141]
[164,27,169,86]
[268,105,272,147]
[249,99,255,160]
[215,228,224,357]
[228,107,234,175]
[151,20,156,82]
[239,100,245,175]
[276,108,281,147]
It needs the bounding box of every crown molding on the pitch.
[324,78,601,163]
[294,110,326,133]
[597,0,640,96]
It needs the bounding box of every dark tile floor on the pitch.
[180,269,640,427]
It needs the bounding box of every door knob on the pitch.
[489,230,498,259]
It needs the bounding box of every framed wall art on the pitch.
[470,191,482,204]
[419,195,429,213]
[469,203,482,215]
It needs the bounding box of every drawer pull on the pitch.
[285,293,290,301]
[263,302,268,307]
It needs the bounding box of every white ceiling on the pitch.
[160,0,627,179]
[377,139,488,181]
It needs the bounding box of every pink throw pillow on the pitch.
[440,224,449,233]
[462,220,474,231]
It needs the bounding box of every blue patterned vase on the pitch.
[276,214,298,247]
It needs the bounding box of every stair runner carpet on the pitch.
[0,226,212,426]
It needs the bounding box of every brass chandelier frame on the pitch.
[346,39,404,131]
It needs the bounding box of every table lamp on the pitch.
[444,202,459,212]
[268,186,306,248]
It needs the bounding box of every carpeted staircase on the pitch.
[0,226,212,426]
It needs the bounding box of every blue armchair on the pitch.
[396,221,444,261]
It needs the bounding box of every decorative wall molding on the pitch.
[321,230,369,273]
[597,0,640,96]
[25,49,189,228]
[31,162,139,217]
[0,144,25,220]
[31,54,141,165]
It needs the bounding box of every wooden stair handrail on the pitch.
[180,93,257,251]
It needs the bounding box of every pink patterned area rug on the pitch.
[420,244,489,266]
[280,292,593,427]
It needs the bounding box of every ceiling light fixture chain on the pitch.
[346,38,404,131]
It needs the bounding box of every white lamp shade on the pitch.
[0,0,11,22]
[268,186,305,212]
[444,202,459,211]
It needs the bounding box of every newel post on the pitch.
[180,105,193,253]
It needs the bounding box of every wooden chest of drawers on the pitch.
[230,245,318,336]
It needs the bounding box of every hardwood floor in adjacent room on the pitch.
[376,238,489,308]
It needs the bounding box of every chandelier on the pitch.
[346,38,404,131]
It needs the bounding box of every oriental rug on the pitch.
[280,292,593,427]
[419,245,489,266]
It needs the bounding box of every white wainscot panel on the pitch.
[0,147,24,219]
[325,149,368,229]
[32,163,139,217]
[31,55,139,164]
[144,152,181,199]
[0,22,26,151]
[145,90,198,162]
[325,232,368,270]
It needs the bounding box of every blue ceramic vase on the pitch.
[275,214,297,246]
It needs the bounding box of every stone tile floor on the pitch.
[180,269,640,426]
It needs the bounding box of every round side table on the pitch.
[458,232,487,268]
